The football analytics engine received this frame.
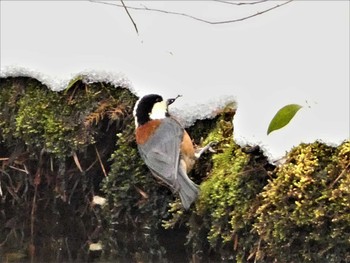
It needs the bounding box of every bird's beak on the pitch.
[167,95,182,106]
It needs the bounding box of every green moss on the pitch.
[101,126,173,229]
[194,108,269,261]
[0,76,142,260]
[255,141,350,262]
[14,84,78,157]
[1,76,349,262]
[1,77,137,159]
[99,124,175,260]
[197,142,248,242]
[0,78,29,144]
[163,105,270,261]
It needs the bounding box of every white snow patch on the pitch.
[73,70,134,93]
[0,66,135,93]
[0,66,67,91]
[0,66,237,127]
[169,95,237,127]
[2,66,347,161]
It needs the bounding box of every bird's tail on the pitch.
[177,165,200,210]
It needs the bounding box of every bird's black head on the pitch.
[134,94,182,127]
[134,94,164,126]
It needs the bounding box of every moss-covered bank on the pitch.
[0,76,349,262]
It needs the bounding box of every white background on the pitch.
[1,1,349,159]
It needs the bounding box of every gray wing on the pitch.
[138,118,184,191]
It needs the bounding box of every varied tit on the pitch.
[133,94,214,210]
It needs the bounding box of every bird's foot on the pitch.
[195,141,218,159]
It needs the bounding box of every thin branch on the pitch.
[213,0,294,24]
[89,0,294,25]
[9,165,29,174]
[120,0,138,34]
[214,0,269,6]
[94,145,107,177]
[329,162,350,189]
[73,151,84,173]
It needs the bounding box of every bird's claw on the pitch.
[195,141,218,158]
[208,141,218,153]
[208,141,218,147]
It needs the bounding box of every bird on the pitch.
[133,94,214,210]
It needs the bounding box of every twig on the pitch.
[50,156,54,172]
[85,159,99,172]
[29,183,38,261]
[95,145,107,177]
[329,162,350,189]
[214,0,269,6]
[1,169,14,190]
[209,0,294,24]
[89,0,294,25]
[73,151,84,173]
[9,165,29,174]
[254,238,262,263]
[68,177,80,205]
[120,0,138,34]
[134,185,149,199]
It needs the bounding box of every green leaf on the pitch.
[267,104,302,135]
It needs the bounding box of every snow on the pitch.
[0,65,236,128]
[170,95,237,128]
[1,1,348,160]
[0,66,134,93]
[1,66,348,162]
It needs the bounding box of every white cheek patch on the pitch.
[149,101,167,120]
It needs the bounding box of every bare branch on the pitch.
[120,0,138,34]
[89,0,294,25]
[211,0,294,24]
[95,145,107,177]
[214,0,269,6]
